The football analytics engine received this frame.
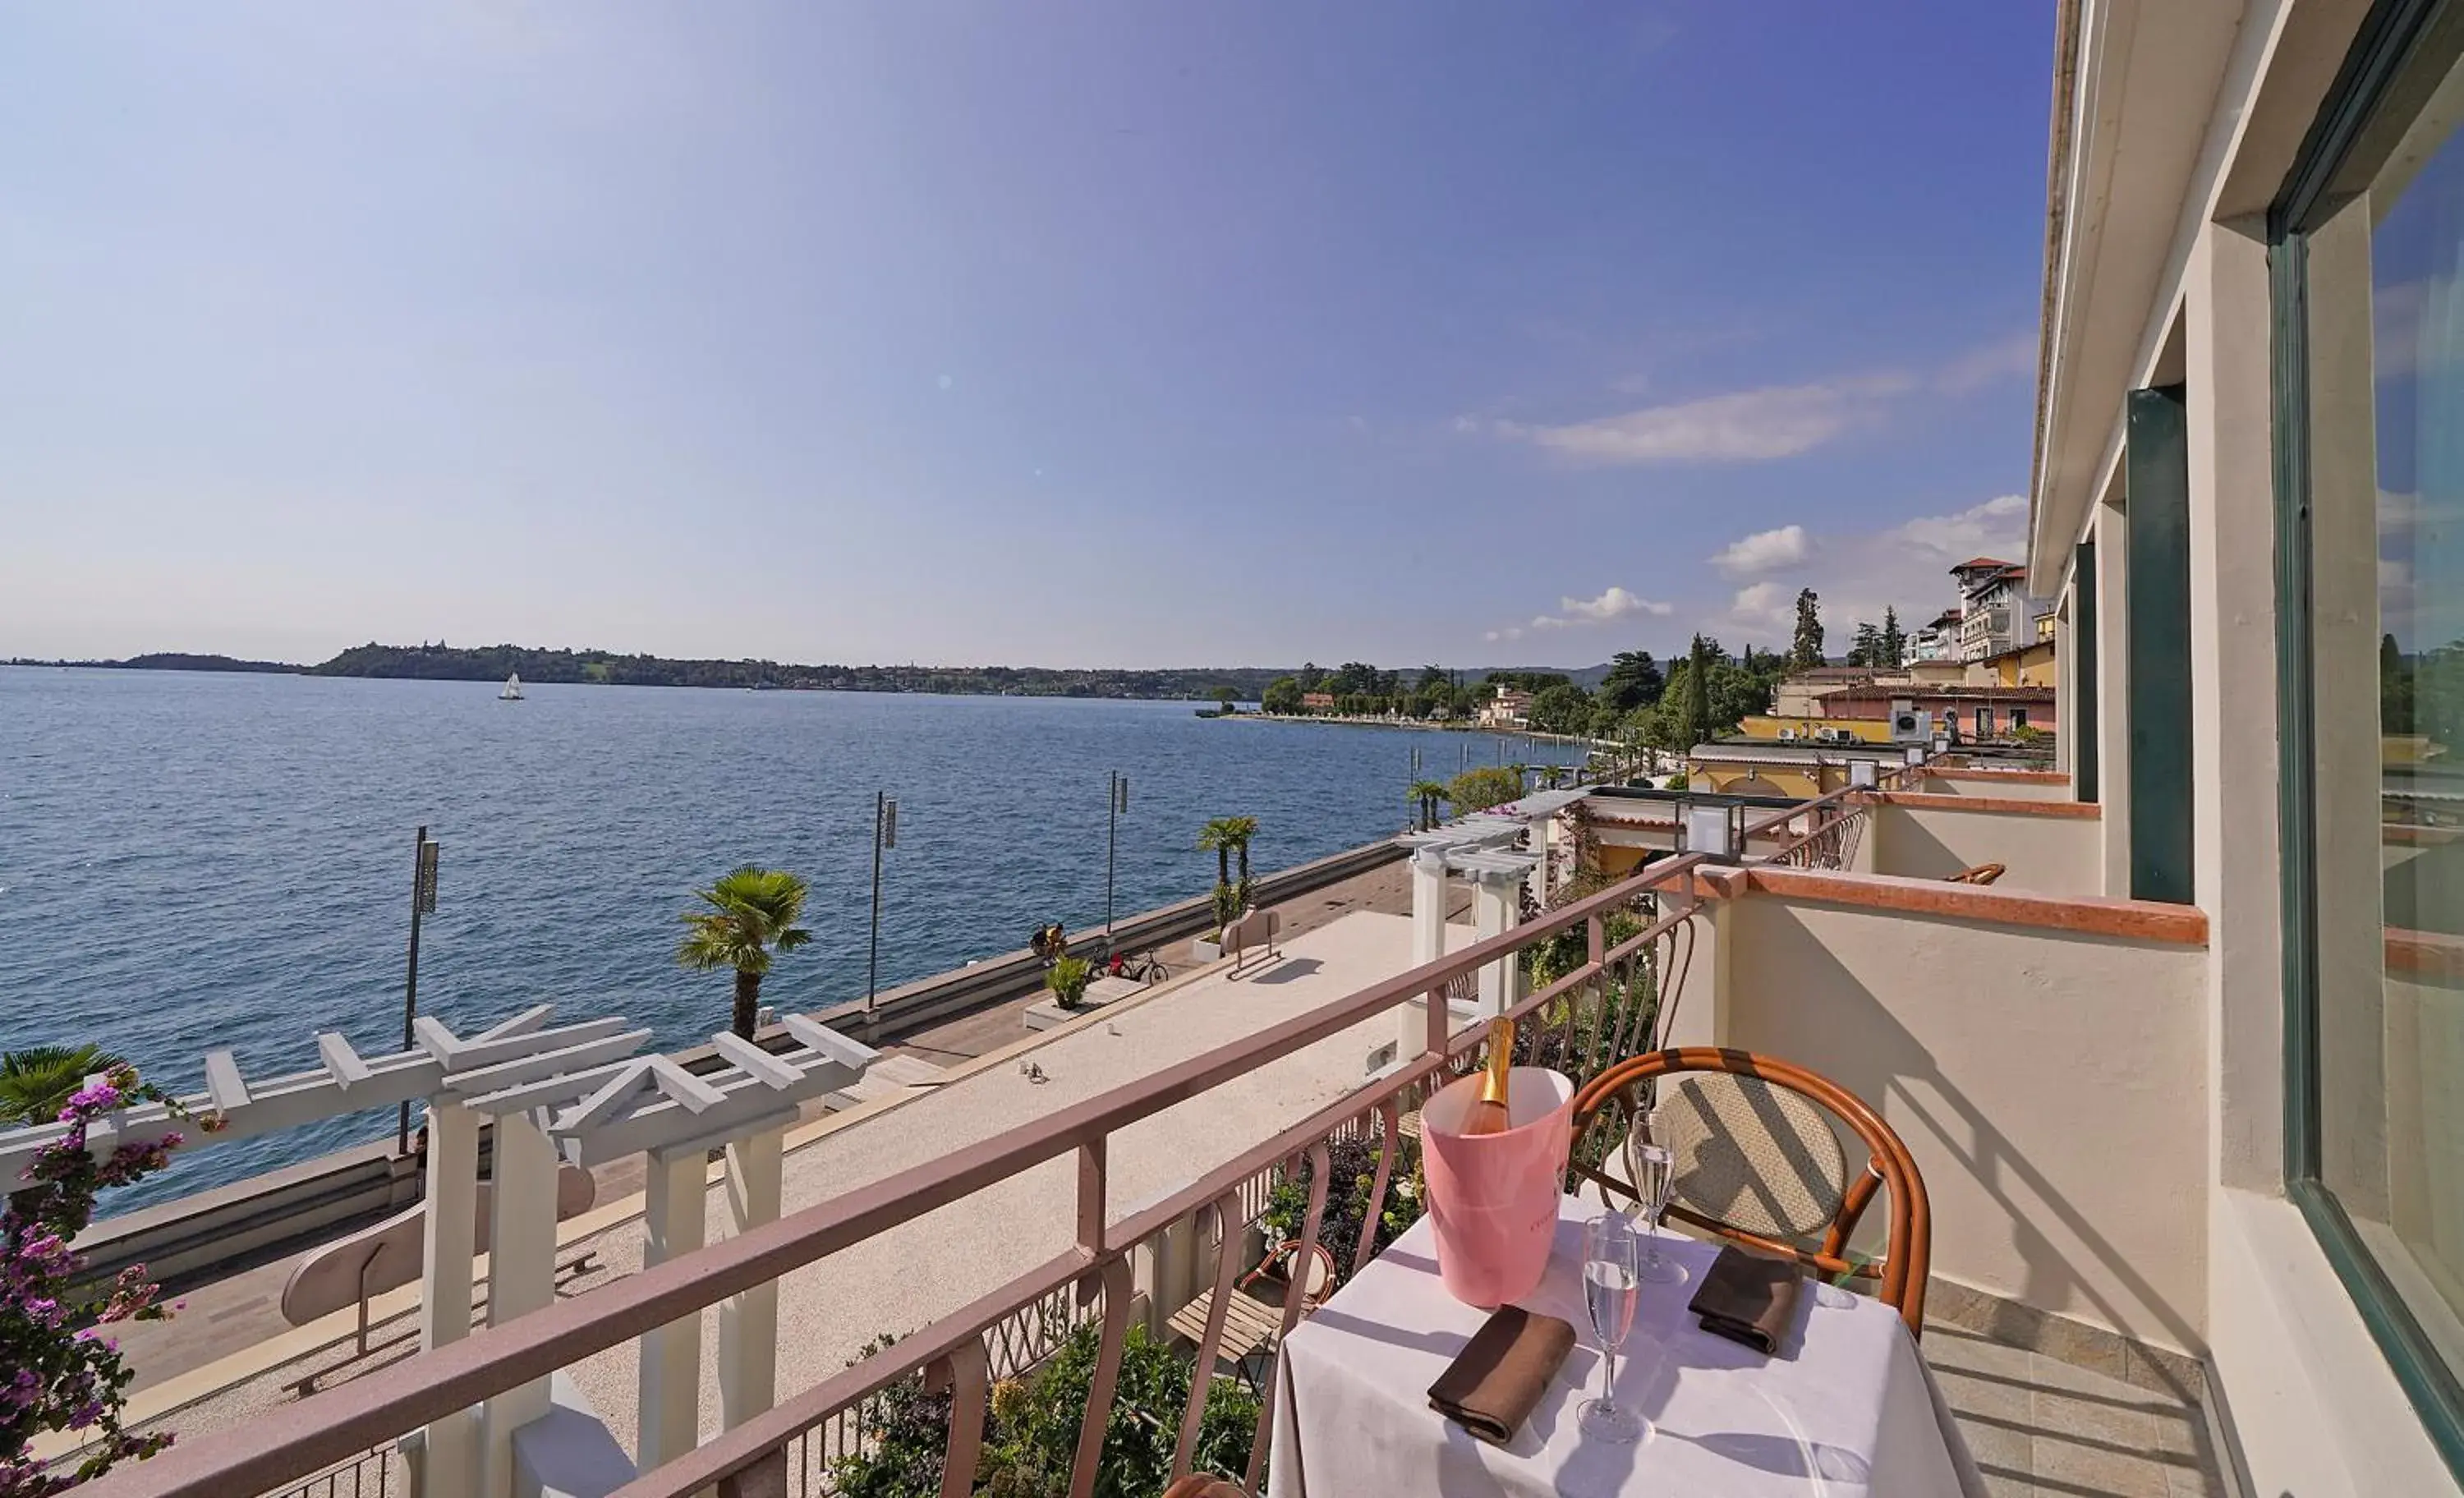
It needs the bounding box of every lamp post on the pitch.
[1103,771,1129,952]
[398,827,439,1156]
[867,793,898,1012]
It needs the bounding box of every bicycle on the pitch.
[1108,949,1170,986]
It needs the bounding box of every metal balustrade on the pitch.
[85,852,1712,1498]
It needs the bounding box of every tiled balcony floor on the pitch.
[1925,1321,2228,1497]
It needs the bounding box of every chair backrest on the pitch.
[1944,862,2007,885]
[1569,1047,1932,1337]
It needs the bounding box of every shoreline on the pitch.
[1226,710,1611,747]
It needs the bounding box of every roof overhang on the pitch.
[2030,0,2382,595]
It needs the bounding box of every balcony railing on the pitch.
[88,852,1712,1498]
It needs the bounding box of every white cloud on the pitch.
[1711,524,1809,578]
[1493,377,1908,466]
[1887,494,2026,558]
[1935,330,2037,393]
[1728,581,1792,632]
[1484,586,1671,644]
[1689,493,2030,646]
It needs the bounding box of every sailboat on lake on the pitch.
[499,673,524,701]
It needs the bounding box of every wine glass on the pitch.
[1625,1109,1689,1285]
[1579,1211,1650,1444]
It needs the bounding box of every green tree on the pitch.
[1448,765,1524,813]
[1527,682,1593,735]
[1677,634,1712,748]
[0,1045,126,1126]
[1260,674,1304,715]
[1407,779,1450,831]
[1790,588,1826,669]
[1596,650,1664,715]
[677,866,814,1038]
[1846,620,1882,668]
[1705,661,1772,729]
[1881,607,1906,669]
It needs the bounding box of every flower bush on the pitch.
[1259,1133,1424,1285]
[1,1066,212,1496]
[830,1322,1258,1497]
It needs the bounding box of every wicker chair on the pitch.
[1568,1047,1932,1338]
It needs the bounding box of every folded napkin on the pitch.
[1688,1244,1804,1353]
[1426,1305,1577,1445]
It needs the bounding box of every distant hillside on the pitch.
[304,643,1289,699]
[11,644,1618,699]
[4,652,301,674]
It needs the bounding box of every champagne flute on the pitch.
[1579,1211,1650,1444]
[1625,1109,1689,1285]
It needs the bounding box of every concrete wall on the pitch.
[1869,802,2104,897]
[1715,886,2211,1355]
[1915,770,2075,802]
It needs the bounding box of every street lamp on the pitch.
[398,827,440,1155]
[1104,771,1129,952]
[867,793,898,1012]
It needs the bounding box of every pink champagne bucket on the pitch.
[1419,1066,1575,1307]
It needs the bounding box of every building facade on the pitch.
[2034,0,2464,1487]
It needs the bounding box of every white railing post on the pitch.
[1402,847,1450,1058]
[1469,866,1524,1018]
[480,1111,560,1498]
[416,1096,481,1498]
[636,1144,710,1471]
[719,1123,786,1431]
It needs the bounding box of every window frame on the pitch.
[2271,0,2464,1474]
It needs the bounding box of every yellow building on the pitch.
[1734,715,1897,746]
[1682,745,1863,799]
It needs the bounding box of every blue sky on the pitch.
[0,2,2050,669]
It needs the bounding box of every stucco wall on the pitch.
[1870,803,2103,896]
[1917,770,2075,802]
[1717,892,2210,1354]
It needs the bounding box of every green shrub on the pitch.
[830,1324,1259,1498]
[1258,1133,1423,1280]
[1046,956,1092,1009]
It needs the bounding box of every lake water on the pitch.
[0,667,1570,1206]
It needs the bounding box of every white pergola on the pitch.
[0,1003,877,1498]
[1391,816,1542,1066]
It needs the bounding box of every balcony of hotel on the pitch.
[39,772,2241,1498]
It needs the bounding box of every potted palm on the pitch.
[1193,816,1259,960]
[676,866,813,1038]
[1046,954,1092,1011]
[1407,779,1450,832]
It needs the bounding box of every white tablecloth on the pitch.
[1268,1196,1966,1497]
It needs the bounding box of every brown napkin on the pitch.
[1426,1305,1578,1445]
[1688,1244,1803,1353]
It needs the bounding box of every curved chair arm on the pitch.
[1571,1046,1932,1337]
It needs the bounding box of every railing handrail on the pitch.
[88,852,1707,1498]
[1739,785,1853,841]
[1757,789,1872,864]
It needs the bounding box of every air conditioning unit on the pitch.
[1777,728,1798,742]
[1890,699,1928,742]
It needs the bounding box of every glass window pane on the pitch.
[2306,40,2464,1367]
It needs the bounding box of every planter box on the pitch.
[1192,937,1224,963]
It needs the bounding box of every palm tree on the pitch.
[1407,779,1450,831]
[677,866,814,1039]
[1197,817,1244,891]
[1223,816,1260,888]
[0,1044,125,1126]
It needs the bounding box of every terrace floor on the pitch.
[1925,1321,2230,1497]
